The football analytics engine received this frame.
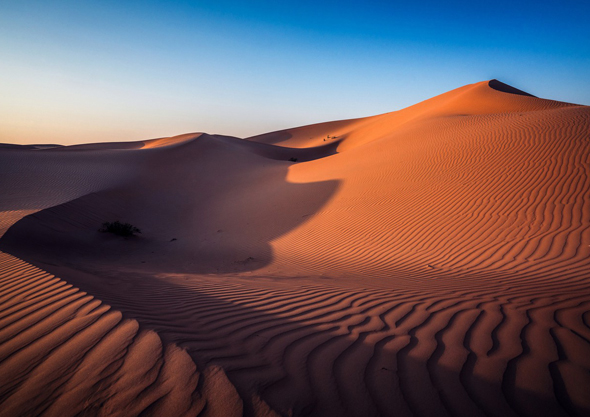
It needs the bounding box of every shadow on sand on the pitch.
[0,133,587,416]
[0,133,339,275]
[0,251,586,417]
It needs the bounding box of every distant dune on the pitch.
[0,80,589,416]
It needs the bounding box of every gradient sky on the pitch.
[1,0,589,145]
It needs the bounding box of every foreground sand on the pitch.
[0,80,589,416]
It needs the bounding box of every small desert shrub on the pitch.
[100,221,141,237]
[289,157,298,162]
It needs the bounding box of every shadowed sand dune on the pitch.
[1,80,589,416]
[0,132,339,274]
[0,251,250,417]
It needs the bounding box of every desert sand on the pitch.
[0,80,589,416]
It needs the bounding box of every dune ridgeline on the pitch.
[0,80,589,417]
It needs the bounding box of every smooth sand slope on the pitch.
[0,80,589,416]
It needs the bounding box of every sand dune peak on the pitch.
[0,80,589,416]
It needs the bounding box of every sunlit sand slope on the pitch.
[0,80,589,416]
[251,80,590,278]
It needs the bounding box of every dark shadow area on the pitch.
[246,119,357,146]
[46,141,147,151]
[488,80,536,97]
[214,134,343,162]
[0,146,141,213]
[1,254,587,417]
[0,143,63,150]
[247,130,294,145]
[0,133,339,275]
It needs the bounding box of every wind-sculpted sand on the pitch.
[0,252,248,417]
[0,80,589,416]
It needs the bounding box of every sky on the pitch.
[1,0,589,145]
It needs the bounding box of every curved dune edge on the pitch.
[0,251,270,417]
[0,79,589,416]
[487,79,536,97]
[246,80,572,151]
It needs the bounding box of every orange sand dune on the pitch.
[0,80,589,416]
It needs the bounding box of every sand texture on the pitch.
[0,80,589,416]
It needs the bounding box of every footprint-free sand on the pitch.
[1,80,589,416]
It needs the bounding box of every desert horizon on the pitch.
[1,77,589,416]
[2,1,590,416]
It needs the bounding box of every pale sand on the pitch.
[0,80,589,416]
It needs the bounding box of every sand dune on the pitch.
[0,251,251,417]
[0,80,589,416]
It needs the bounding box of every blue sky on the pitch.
[1,0,589,144]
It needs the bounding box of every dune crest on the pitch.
[1,80,589,416]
